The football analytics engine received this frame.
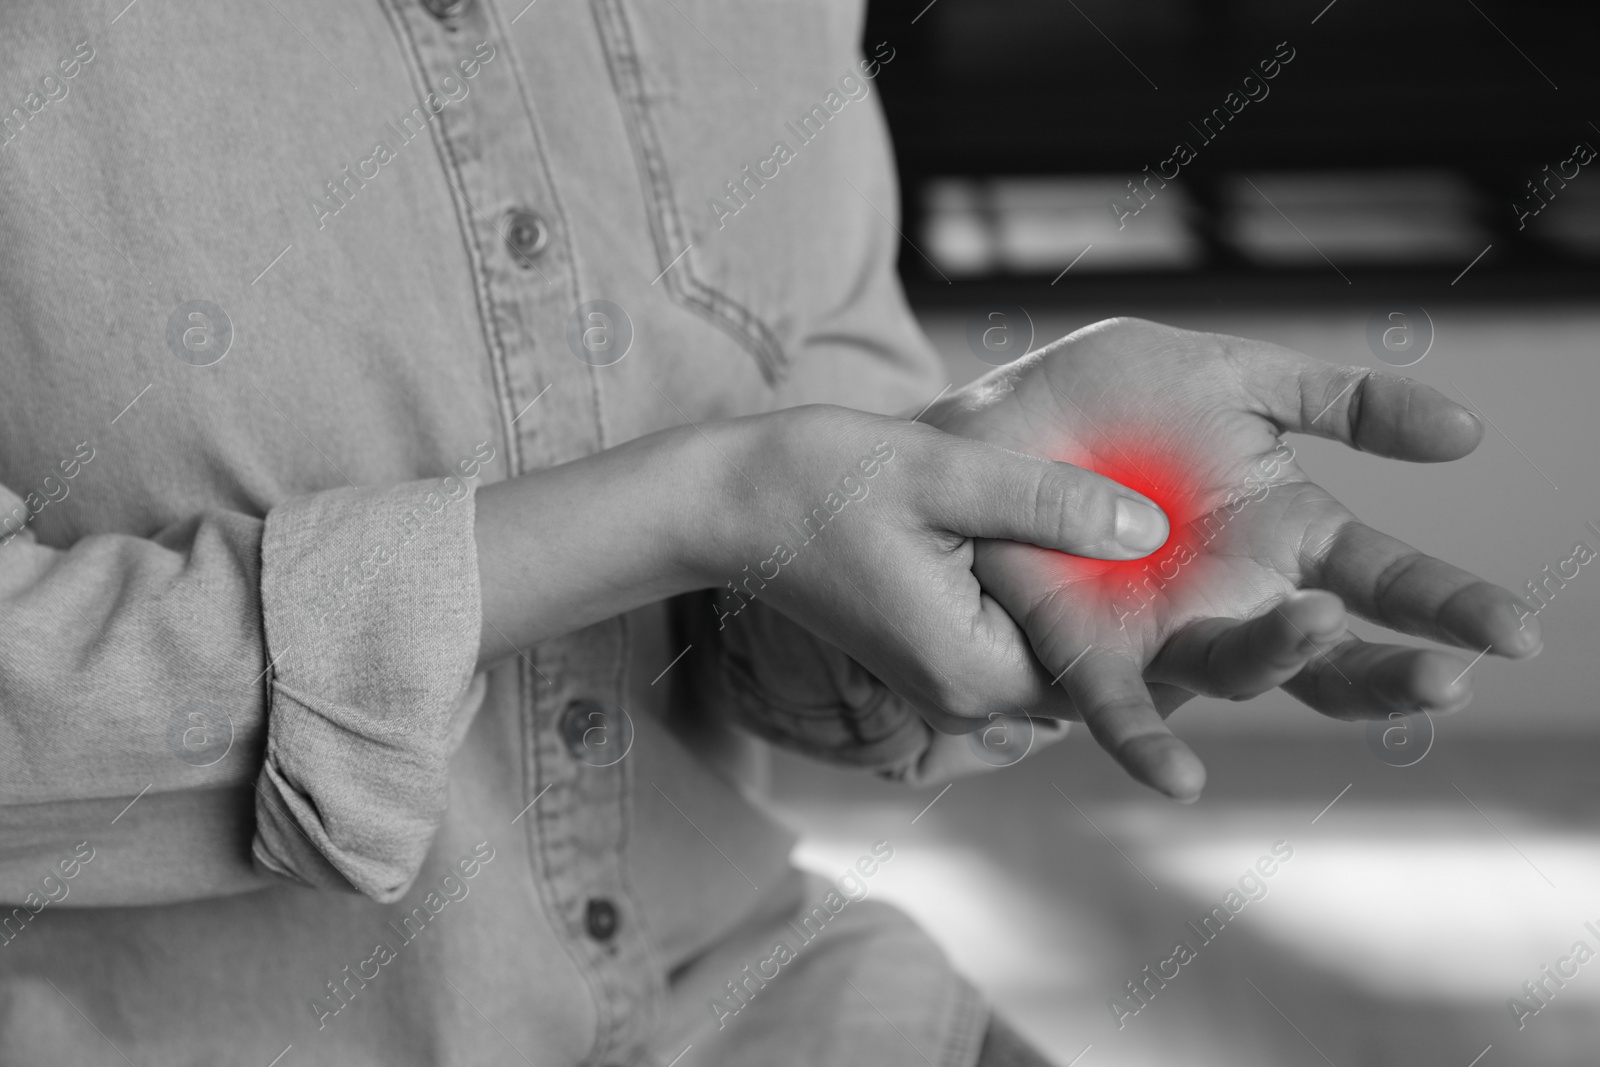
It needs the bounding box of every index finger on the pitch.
[1220,334,1484,462]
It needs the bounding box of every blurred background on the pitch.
[770,1,1600,1064]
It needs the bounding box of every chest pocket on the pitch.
[590,0,877,387]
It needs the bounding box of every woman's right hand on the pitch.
[474,401,1173,729]
[685,403,1176,732]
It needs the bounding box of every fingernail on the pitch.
[1429,687,1474,714]
[1507,629,1543,658]
[1114,498,1168,555]
[1298,625,1345,653]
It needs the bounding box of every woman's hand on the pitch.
[474,401,1172,729]
[688,404,1177,727]
[925,318,1541,800]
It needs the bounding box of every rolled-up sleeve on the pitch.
[0,476,482,907]
[254,480,482,902]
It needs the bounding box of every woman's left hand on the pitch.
[924,317,1541,800]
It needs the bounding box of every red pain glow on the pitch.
[1052,443,1230,627]
[1035,422,1295,629]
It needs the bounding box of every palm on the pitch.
[926,319,1540,799]
[956,337,1338,666]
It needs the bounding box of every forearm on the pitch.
[473,420,728,665]
[0,473,488,904]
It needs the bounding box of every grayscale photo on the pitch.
[0,1,1595,1064]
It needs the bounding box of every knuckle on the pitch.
[939,690,989,724]
[918,645,1018,723]
[1098,315,1151,334]
[1370,549,1428,609]
[920,672,984,722]
[899,458,957,523]
[1302,515,1356,576]
[1301,367,1369,431]
[901,429,962,491]
[1032,466,1101,543]
[1214,330,1252,376]
[1343,367,1374,430]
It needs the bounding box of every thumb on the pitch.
[922,435,1170,560]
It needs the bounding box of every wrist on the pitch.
[473,420,732,662]
[671,412,769,593]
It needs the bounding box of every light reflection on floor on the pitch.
[768,744,1600,1067]
[1143,820,1600,1003]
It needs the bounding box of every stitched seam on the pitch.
[379,3,604,1053]
[378,0,526,480]
[480,0,611,454]
[608,612,670,1054]
[590,0,788,385]
[521,654,612,1066]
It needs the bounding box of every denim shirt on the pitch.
[0,1,990,1064]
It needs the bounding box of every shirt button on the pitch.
[504,209,550,267]
[420,0,474,21]
[558,698,634,767]
[585,897,620,941]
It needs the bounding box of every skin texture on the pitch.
[473,403,1176,704]
[910,586,1352,785]
[474,317,1541,800]
[475,396,1364,790]
[925,318,1542,800]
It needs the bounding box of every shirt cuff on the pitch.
[251,477,483,902]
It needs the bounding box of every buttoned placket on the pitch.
[388,0,663,1061]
